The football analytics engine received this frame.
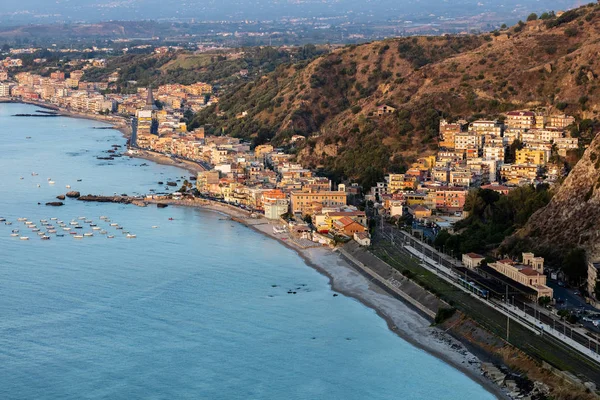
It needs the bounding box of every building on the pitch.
[290,190,347,215]
[263,189,289,220]
[196,170,220,192]
[333,216,366,236]
[462,253,485,269]
[0,82,11,97]
[505,111,536,130]
[354,232,371,246]
[488,253,553,299]
[515,148,547,166]
[375,104,396,116]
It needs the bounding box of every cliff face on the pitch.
[510,132,600,259]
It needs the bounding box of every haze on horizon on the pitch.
[0,0,580,25]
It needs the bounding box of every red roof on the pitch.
[465,253,484,259]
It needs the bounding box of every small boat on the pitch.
[5,221,12,225]
[41,236,50,240]
[107,235,115,239]
[37,232,45,236]
[47,178,51,181]
[84,220,92,223]
[152,226,158,229]
[12,229,19,233]
[48,181,55,185]
[116,226,123,230]
[77,179,82,182]
[26,136,31,139]
[69,231,77,235]
[10,233,18,237]
[126,234,136,238]
[51,217,57,220]
[99,230,107,234]
[70,221,78,225]
[66,185,71,189]
[56,234,65,237]
[25,221,33,225]
[32,228,40,232]
[31,172,38,176]
[168,218,174,221]
[75,226,82,229]
[100,216,108,220]
[40,219,47,223]
[48,229,57,233]
[110,223,118,226]
[63,227,71,231]
[19,236,29,240]
[73,235,84,239]
[78,217,86,220]
[89,223,97,227]
[17,218,27,221]
[84,233,93,237]
[57,220,63,224]
[0,218,5,222]
[19,177,24,180]
[37,184,40,187]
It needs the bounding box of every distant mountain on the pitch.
[192,4,600,189]
[0,0,579,24]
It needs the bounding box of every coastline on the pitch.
[145,198,507,399]
[2,100,504,398]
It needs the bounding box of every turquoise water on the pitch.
[0,104,495,399]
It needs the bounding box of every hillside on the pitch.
[192,4,600,187]
[504,132,600,269]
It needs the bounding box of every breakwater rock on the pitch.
[77,195,136,204]
[66,191,81,198]
[56,195,66,200]
[46,202,64,206]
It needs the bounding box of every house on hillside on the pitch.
[375,104,396,116]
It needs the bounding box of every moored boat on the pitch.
[19,236,29,240]
[73,235,84,239]
[126,234,136,238]
[83,233,93,237]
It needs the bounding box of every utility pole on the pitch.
[506,286,510,341]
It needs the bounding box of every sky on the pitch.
[0,0,580,24]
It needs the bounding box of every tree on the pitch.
[538,296,552,306]
[527,13,538,21]
[562,248,587,285]
[303,214,312,225]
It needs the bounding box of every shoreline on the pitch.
[147,199,507,399]
[3,100,504,398]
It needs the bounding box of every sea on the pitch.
[0,103,496,399]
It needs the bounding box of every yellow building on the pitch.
[290,191,347,215]
[515,149,547,166]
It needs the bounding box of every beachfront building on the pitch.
[263,189,289,220]
[488,253,553,299]
[290,190,347,215]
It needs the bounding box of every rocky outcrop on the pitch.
[508,133,600,260]
[56,194,66,200]
[65,191,81,198]
[77,195,137,204]
[46,202,64,206]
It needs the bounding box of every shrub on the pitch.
[527,13,538,21]
[435,307,457,324]
[565,26,579,37]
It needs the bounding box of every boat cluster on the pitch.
[0,215,137,241]
[19,173,79,188]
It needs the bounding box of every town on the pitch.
[3,52,600,372]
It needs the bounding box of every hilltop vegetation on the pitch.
[82,45,327,90]
[192,3,600,187]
